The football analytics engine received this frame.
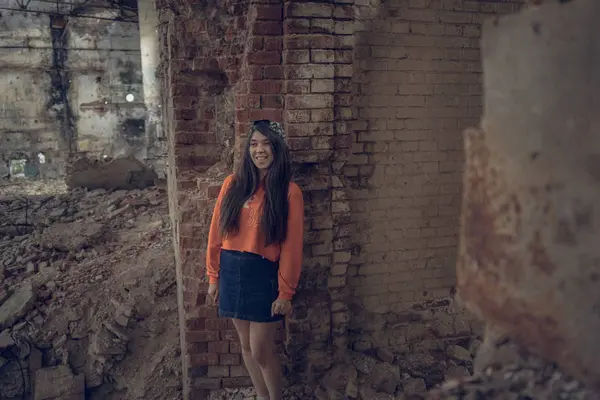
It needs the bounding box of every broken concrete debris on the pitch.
[0,183,181,400]
[211,335,599,400]
[34,365,84,400]
[0,280,37,330]
[65,156,158,191]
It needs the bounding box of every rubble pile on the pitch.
[0,183,181,400]
[1,182,598,400]
[213,337,599,400]
[210,341,477,400]
[429,334,600,400]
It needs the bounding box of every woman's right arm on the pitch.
[206,175,233,284]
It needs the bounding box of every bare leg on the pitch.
[232,318,269,398]
[250,321,282,400]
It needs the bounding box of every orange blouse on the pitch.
[206,175,305,300]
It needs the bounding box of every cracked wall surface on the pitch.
[0,5,166,180]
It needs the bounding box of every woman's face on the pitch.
[249,129,274,171]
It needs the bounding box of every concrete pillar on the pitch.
[137,0,164,175]
[458,0,600,389]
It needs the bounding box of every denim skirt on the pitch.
[218,249,284,323]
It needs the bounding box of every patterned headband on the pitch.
[251,119,286,141]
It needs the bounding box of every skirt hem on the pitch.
[219,309,284,323]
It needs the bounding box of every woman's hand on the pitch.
[271,298,292,316]
[207,283,219,306]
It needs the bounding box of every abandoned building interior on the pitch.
[1,0,599,399]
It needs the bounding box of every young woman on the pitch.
[205,120,304,400]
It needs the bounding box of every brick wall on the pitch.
[157,1,358,398]
[157,0,525,398]
[346,0,521,352]
[282,0,356,376]
[157,2,251,399]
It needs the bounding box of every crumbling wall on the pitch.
[0,12,61,179]
[346,0,521,354]
[156,1,250,398]
[159,1,359,397]
[0,6,164,181]
[459,0,600,390]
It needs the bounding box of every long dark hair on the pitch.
[219,120,292,246]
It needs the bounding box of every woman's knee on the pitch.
[231,319,251,354]
[250,342,272,367]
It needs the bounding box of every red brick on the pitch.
[249,108,283,122]
[285,2,332,18]
[229,341,242,354]
[261,95,284,108]
[284,19,310,34]
[335,134,353,149]
[250,80,282,94]
[334,4,354,19]
[286,94,333,109]
[236,94,261,109]
[192,377,222,390]
[288,137,312,151]
[264,37,283,51]
[207,366,230,377]
[230,365,249,377]
[222,377,254,388]
[287,123,334,137]
[284,50,310,64]
[311,19,334,34]
[311,49,335,64]
[221,329,239,341]
[236,109,250,123]
[186,330,219,343]
[285,80,310,94]
[206,318,229,331]
[312,136,334,150]
[285,110,311,123]
[253,20,282,36]
[264,65,284,79]
[311,109,334,122]
[219,353,240,366]
[250,37,263,51]
[284,35,334,49]
[285,65,334,80]
[185,318,206,331]
[248,51,281,65]
[187,342,208,354]
[311,79,334,93]
[256,4,282,20]
[208,341,230,354]
[190,353,219,366]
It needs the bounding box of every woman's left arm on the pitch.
[277,184,305,300]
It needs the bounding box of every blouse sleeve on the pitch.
[277,183,305,300]
[206,175,233,284]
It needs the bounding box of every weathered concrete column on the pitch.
[137,0,164,175]
[458,0,600,389]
